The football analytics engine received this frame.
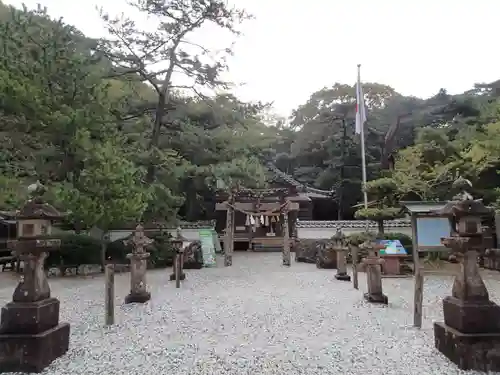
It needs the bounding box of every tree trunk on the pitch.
[146,93,167,183]
[100,233,108,273]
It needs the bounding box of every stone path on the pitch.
[1,252,499,375]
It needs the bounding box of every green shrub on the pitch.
[106,231,176,269]
[42,231,177,270]
[346,232,376,246]
[45,234,102,267]
[106,238,128,263]
[148,232,175,268]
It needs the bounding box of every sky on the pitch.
[3,0,499,117]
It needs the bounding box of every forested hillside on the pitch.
[1,1,500,228]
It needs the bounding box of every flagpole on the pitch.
[357,64,368,210]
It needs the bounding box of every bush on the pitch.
[45,234,102,267]
[107,231,176,269]
[42,231,177,270]
[148,232,176,268]
[106,238,128,263]
[346,232,376,246]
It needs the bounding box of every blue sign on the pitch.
[376,239,407,255]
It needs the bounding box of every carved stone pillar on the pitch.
[433,180,500,371]
[360,240,387,304]
[332,228,350,281]
[124,225,153,304]
[170,229,186,284]
[0,195,70,373]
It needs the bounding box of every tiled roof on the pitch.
[296,219,411,229]
[400,201,448,214]
[266,163,334,198]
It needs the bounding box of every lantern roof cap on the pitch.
[433,178,493,218]
[16,198,63,220]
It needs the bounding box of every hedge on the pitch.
[45,234,102,268]
[43,232,177,270]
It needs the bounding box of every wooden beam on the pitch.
[216,202,299,211]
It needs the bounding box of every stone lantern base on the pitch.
[125,291,151,304]
[0,298,70,373]
[434,296,500,371]
[434,322,500,371]
[363,292,388,305]
[335,273,351,281]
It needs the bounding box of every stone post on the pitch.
[433,180,500,371]
[333,228,350,281]
[351,245,359,289]
[0,191,70,373]
[484,248,500,271]
[124,224,153,304]
[282,202,291,266]
[105,264,115,325]
[360,240,388,304]
[224,193,235,267]
[170,228,186,283]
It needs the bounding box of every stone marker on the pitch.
[0,189,70,373]
[433,180,500,372]
[351,244,360,289]
[282,203,291,266]
[484,248,500,271]
[124,224,153,304]
[333,228,350,281]
[105,264,115,325]
[170,227,186,285]
[360,240,388,304]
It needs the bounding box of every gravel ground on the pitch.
[1,252,500,375]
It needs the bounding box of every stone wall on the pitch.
[296,219,412,239]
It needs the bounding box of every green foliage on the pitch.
[355,177,401,232]
[3,1,500,229]
[0,175,26,210]
[108,231,176,268]
[147,232,176,268]
[345,232,376,246]
[364,178,398,197]
[44,232,177,269]
[51,129,152,231]
[354,207,401,221]
[44,234,102,267]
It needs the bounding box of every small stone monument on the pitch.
[433,180,500,371]
[170,227,186,285]
[360,239,388,304]
[124,224,153,304]
[333,228,350,281]
[0,184,70,373]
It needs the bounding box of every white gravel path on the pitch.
[1,252,500,375]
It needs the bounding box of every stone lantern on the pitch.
[124,224,153,304]
[169,227,186,287]
[433,181,500,371]
[360,239,387,304]
[0,187,70,373]
[332,228,350,281]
